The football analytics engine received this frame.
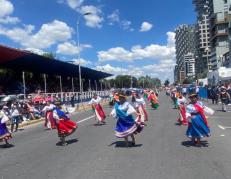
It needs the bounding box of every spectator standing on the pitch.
[220,86,230,112]
[210,86,219,104]
[10,102,21,132]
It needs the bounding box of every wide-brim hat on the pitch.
[188,93,198,98]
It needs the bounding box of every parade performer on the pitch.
[109,92,114,107]
[42,102,56,129]
[143,90,148,99]
[134,93,148,123]
[110,93,142,147]
[53,102,77,146]
[89,93,106,124]
[176,92,188,126]
[186,93,214,146]
[148,91,159,109]
[0,107,12,147]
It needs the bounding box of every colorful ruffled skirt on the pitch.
[0,123,12,142]
[57,119,77,137]
[186,114,210,139]
[115,115,138,138]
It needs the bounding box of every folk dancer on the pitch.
[186,93,214,146]
[53,102,77,146]
[89,93,106,124]
[134,93,148,124]
[176,92,188,125]
[42,102,56,129]
[110,93,142,147]
[148,91,159,110]
[0,107,12,147]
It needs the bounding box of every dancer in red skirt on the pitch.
[176,92,188,126]
[89,93,106,125]
[53,102,77,146]
[42,102,56,129]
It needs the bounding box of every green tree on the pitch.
[42,52,56,59]
[164,79,170,86]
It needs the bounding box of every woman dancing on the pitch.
[53,102,77,146]
[186,93,214,146]
[110,93,141,147]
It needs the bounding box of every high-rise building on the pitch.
[175,25,196,82]
[193,0,211,75]
[208,0,229,70]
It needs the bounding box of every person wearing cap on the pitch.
[186,93,214,146]
[0,106,12,147]
[52,102,77,146]
[110,93,141,147]
[220,86,230,112]
[176,92,188,126]
[89,93,106,125]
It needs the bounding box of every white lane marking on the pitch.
[220,134,225,137]
[218,125,225,130]
[77,115,95,124]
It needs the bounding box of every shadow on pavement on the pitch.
[181,140,209,148]
[0,143,14,149]
[108,141,143,148]
[56,138,79,146]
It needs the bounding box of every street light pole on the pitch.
[77,12,92,93]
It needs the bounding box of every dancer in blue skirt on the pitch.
[186,93,214,146]
[110,93,141,147]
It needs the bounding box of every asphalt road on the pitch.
[1,94,231,179]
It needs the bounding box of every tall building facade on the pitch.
[175,25,196,82]
[193,0,211,75]
[209,0,229,70]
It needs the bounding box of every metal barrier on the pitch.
[30,91,110,104]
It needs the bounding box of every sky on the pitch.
[0,0,196,82]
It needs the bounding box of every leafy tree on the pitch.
[164,79,170,86]
[42,52,56,59]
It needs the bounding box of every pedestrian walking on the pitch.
[186,93,214,147]
[220,86,230,112]
[10,102,21,132]
[210,86,219,104]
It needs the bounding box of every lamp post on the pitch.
[77,12,92,93]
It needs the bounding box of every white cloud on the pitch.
[0,20,73,49]
[0,16,20,24]
[107,9,120,25]
[140,22,153,32]
[0,0,13,17]
[71,58,91,66]
[98,32,175,62]
[67,0,84,9]
[56,42,91,55]
[0,0,20,24]
[79,5,103,28]
[121,20,133,31]
[97,32,176,81]
[25,48,46,55]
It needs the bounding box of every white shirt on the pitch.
[182,88,187,93]
[42,104,56,112]
[135,98,145,108]
[177,97,187,105]
[89,96,102,105]
[110,102,136,118]
[0,111,9,124]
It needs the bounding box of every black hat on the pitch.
[188,93,198,98]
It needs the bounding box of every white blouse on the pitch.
[89,96,102,105]
[110,102,136,118]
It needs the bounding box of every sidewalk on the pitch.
[17,99,109,129]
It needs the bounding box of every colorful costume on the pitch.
[135,97,148,123]
[42,104,56,129]
[111,102,139,138]
[186,102,213,139]
[148,92,159,109]
[0,111,12,142]
[89,96,106,123]
[53,108,77,137]
[176,96,188,125]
